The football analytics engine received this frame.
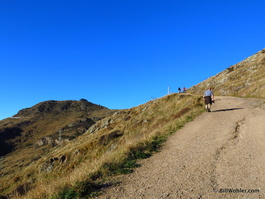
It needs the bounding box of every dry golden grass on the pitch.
[0,101,115,198]
[4,49,264,198]
[189,48,265,98]
[1,93,204,198]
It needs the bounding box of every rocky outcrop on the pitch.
[40,155,67,173]
[34,118,98,147]
[59,118,95,135]
[86,118,112,134]
[35,136,70,147]
[35,136,54,146]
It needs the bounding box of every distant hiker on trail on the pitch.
[183,87,186,93]
[178,87,181,93]
[203,88,214,112]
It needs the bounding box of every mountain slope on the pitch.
[99,96,265,198]
[0,94,203,198]
[0,100,114,156]
[189,48,265,98]
[1,49,265,198]
[0,99,116,197]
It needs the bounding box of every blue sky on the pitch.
[0,0,265,120]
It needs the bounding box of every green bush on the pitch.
[55,187,78,199]
[51,181,101,199]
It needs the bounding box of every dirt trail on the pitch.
[99,96,265,199]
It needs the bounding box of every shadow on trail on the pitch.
[213,108,243,112]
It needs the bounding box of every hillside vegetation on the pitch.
[1,48,265,199]
[0,100,113,155]
[0,94,203,198]
[189,48,265,98]
[0,100,115,198]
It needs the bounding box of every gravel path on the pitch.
[99,96,265,199]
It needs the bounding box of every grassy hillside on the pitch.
[2,48,264,199]
[0,94,204,198]
[0,100,115,198]
[0,99,114,155]
[189,48,265,98]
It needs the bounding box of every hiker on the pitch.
[183,87,186,93]
[203,88,214,112]
[178,87,181,93]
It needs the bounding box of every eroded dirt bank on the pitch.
[99,96,265,199]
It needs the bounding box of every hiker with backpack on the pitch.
[203,88,214,112]
[178,87,181,93]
